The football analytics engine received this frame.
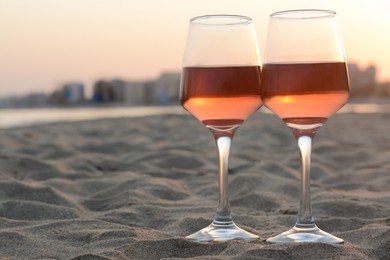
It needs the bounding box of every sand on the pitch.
[0,112,389,259]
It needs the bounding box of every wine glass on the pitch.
[262,10,349,244]
[180,15,262,242]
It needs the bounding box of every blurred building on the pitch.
[106,79,148,104]
[123,81,148,104]
[63,83,85,103]
[95,72,181,105]
[378,82,390,97]
[0,97,17,108]
[110,79,127,102]
[48,83,85,105]
[119,72,181,105]
[24,93,48,107]
[93,80,115,103]
[152,72,181,104]
[0,93,48,108]
[348,63,377,96]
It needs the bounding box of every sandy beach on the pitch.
[0,111,389,259]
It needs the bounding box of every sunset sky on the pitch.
[0,0,389,97]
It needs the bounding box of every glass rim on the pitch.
[190,14,252,26]
[270,9,336,19]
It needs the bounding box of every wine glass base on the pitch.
[186,222,259,242]
[266,224,343,244]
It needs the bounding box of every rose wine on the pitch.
[181,66,262,128]
[261,62,349,125]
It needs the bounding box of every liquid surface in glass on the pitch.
[261,62,349,124]
[181,66,262,127]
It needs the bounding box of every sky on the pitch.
[0,0,390,98]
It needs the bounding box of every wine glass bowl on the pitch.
[180,15,262,242]
[262,62,349,130]
[262,9,349,244]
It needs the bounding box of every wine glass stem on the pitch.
[295,133,316,228]
[213,135,233,225]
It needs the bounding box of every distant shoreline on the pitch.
[1,102,390,129]
[0,96,388,111]
[0,101,182,110]
[0,105,186,129]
